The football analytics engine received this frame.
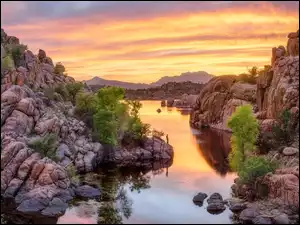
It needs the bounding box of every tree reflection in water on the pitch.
[94,161,171,224]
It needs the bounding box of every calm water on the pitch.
[57,101,236,224]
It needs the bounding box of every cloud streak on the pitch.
[1,1,299,82]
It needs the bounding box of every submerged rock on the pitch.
[192,192,208,206]
[75,185,101,198]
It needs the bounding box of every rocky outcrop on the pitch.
[189,75,256,130]
[1,29,75,93]
[191,30,299,132]
[1,28,174,220]
[263,166,299,208]
[287,30,299,57]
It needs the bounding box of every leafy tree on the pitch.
[227,104,259,171]
[54,62,67,76]
[75,92,97,115]
[65,82,84,104]
[93,109,118,146]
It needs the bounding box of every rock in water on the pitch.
[192,192,208,206]
[75,185,101,198]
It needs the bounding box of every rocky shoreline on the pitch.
[189,30,299,224]
[1,29,174,220]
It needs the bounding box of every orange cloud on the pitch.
[2,1,299,82]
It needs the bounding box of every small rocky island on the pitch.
[1,28,174,221]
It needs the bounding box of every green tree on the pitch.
[65,82,84,104]
[75,92,97,115]
[1,54,15,71]
[227,104,259,171]
[54,62,67,76]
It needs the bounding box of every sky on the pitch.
[1,1,299,83]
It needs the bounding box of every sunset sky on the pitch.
[1,1,299,83]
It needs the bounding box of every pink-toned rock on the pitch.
[259,119,278,132]
[263,172,299,208]
[16,98,36,116]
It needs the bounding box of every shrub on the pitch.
[65,164,80,185]
[227,104,259,172]
[8,44,27,67]
[272,109,293,145]
[43,87,55,100]
[28,134,59,162]
[238,156,277,183]
[54,84,69,101]
[1,55,15,71]
[54,62,66,76]
[75,92,97,115]
[65,82,84,104]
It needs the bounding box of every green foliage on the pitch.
[227,104,259,172]
[272,109,293,144]
[54,62,66,76]
[74,86,156,147]
[96,86,125,111]
[54,84,69,101]
[65,82,84,103]
[1,55,15,71]
[28,134,59,162]
[238,156,277,183]
[65,164,80,185]
[43,87,55,100]
[8,44,27,67]
[75,92,97,115]
[93,110,118,145]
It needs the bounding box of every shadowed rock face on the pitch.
[193,129,232,177]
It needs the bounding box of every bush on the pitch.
[54,62,66,76]
[227,104,259,172]
[65,82,84,104]
[65,164,80,185]
[1,55,15,71]
[54,84,69,101]
[75,92,97,115]
[152,129,164,138]
[238,156,277,183]
[43,87,55,100]
[7,44,27,67]
[28,134,59,162]
[272,109,293,145]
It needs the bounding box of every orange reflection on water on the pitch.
[139,101,214,173]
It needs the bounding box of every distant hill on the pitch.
[85,76,149,90]
[85,71,214,90]
[150,71,213,86]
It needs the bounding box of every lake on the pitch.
[57,101,237,224]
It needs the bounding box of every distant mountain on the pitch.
[85,71,214,90]
[150,71,213,86]
[85,76,149,90]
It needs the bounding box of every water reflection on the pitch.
[58,161,171,224]
[193,128,232,177]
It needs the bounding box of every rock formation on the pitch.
[190,30,299,132]
[1,28,174,219]
[189,75,257,130]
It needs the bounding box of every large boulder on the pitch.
[263,166,299,208]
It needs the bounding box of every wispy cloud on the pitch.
[1,1,299,82]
